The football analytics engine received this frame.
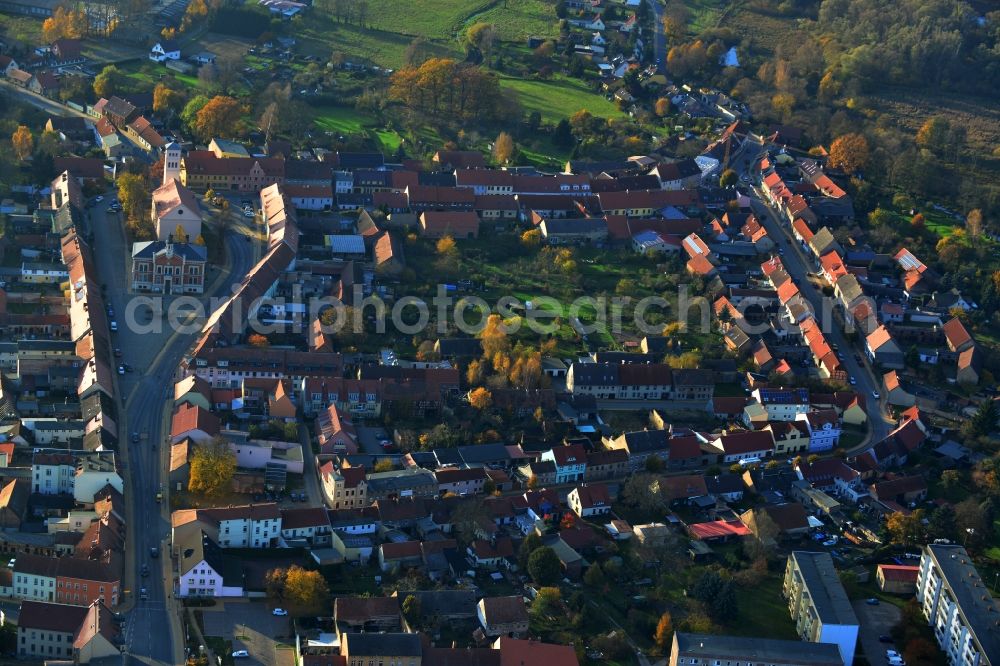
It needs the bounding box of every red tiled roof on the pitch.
[877,564,919,582]
[688,519,751,539]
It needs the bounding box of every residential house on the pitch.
[567,483,611,518]
[176,529,243,598]
[149,39,180,61]
[870,475,927,505]
[17,601,118,663]
[319,463,367,510]
[419,211,480,239]
[796,410,841,452]
[477,596,529,637]
[865,325,904,370]
[540,444,587,483]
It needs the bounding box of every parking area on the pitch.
[853,599,902,666]
[202,602,293,666]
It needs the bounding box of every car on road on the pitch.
[886,650,901,659]
[232,651,250,659]
[140,588,148,600]
[114,348,122,358]
[109,320,118,332]
[132,432,139,443]
[872,390,880,399]
[94,196,104,203]
[155,491,162,503]
[117,365,125,375]
[141,564,149,577]
[150,547,159,558]
[272,608,288,616]
[849,376,857,385]
[866,597,880,605]
[887,659,905,666]
[244,210,254,218]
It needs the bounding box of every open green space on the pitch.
[296,14,461,68]
[500,74,625,124]
[117,60,200,92]
[465,0,559,42]
[0,13,41,44]
[312,104,404,152]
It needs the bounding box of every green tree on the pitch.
[93,65,124,98]
[719,169,738,187]
[969,399,998,438]
[518,532,542,570]
[528,546,561,585]
[583,562,605,588]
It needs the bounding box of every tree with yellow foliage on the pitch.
[42,6,85,42]
[11,126,33,161]
[493,131,514,165]
[188,438,236,496]
[520,229,541,247]
[479,314,511,359]
[469,387,493,410]
[436,235,457,256]
[266,565,329,614]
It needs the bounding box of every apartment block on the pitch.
[916,544,999,666]
[783,551,859,666]
[670,632,844,666]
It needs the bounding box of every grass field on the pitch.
[359,0,495,40]
[312,104,404,151]
[0,13,41,44]
[500,74,625,124]
[465,0,558,41]
[118,60,200,92]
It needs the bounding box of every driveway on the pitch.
[202,603,293,666]
[853,600,901,666]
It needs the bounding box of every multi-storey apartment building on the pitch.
[917,544,999,666]
[669,632,844,666]
[783,551,859,666]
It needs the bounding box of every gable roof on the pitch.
[942,317,972,351]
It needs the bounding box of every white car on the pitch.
[232,650,249,658]
[849,376,857,385]
[272,608,288,616]
[244,210,255,218]
[94,195,104,203]
[872,390,880,399]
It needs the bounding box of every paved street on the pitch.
[0,79,90,118]
[741,164,892,449]
[648,0,667,70]
[86,190,257,665]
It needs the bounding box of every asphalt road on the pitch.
[0,79,90,118]
[89,192,257,664]
[648,0,667,70]
[742,175,892,447]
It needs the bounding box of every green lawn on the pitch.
[465,0,558,42]
[117,60,200,93]
[297,17,461,68]
[354,0,494,40]
[0,13,41,43]
[500,74,625,124]
[725,574,799,640]
[312,104,404,151]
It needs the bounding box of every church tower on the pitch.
[163,141,181,185]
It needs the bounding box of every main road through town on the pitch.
[89,197,257,664]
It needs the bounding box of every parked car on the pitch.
[141,564,149,577]
[232,650,249,658]
[110,320,118,332]
[272,608,288,616]
[150,547,159,558]
[118,365,125,375]
[131,432,139,443]
[849,376,857,385]
[866,597,880,605]
[872,390,880,399]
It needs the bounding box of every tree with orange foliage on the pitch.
[194,96,245,141]
[247,333,269,347]
[654,611,673,652]
[469,387,493,410]
[654,97,670,117]
[11,126,33,161]
[828,133,870,174]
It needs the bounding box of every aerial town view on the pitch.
[0,0,997,664]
